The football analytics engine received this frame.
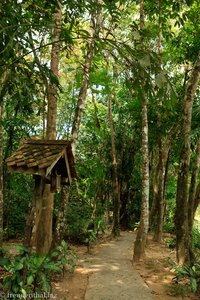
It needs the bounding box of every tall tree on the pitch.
[53,0,103,245]
[175,52,200,264]
[187,138,200,261]
[133,0,150,261]
[154,0,165,243]
[0,99,4,246]
[27,3,62,254]
[108,73,120,237]
[71,0,102,155]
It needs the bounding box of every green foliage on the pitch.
[85,216,107,251]
[0,246,6,258]
[166,228,200,256]
[163,174,177,233]
[85,229,97,252]
[163,220,175,234]
[3,174,34,238]
[174,262,200,294]
[51,240,77,274]
[0,0,200,284]
[94,216,106,235]
[66,200,93,243]
[165,237,176,249]
[192,227,200,250]
[0,241,77,298]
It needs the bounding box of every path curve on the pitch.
[81,231,153,300]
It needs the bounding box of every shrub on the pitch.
[0,241,77,299]
[174,262,200,294]
[165,237,176,249]
[192,227,200,250]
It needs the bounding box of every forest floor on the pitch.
[52,231,199,300]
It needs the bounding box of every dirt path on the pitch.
[82,231,153,300]
[52,231,199,299]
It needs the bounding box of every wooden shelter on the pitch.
[6,139,77,192]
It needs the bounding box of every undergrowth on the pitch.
[0,240,77,300]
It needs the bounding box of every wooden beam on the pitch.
[64,151,72,185]
[7,166,45,176]
[45,153,63,176]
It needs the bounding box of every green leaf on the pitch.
[3,276,11,289]
[61,256,67,265]
[12,283,19,293]
[17,274,23,286]
[14,262,23,271]
[27,275,34,285]
[190,277,197,292]
[61,240,68,249]
[21,288,27,297]
[0,258,10,266]
[51,250,60,258]
[16,244,28,255]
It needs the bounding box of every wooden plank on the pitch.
[64,151,72,185]
[23,139,71,146]
[16,161,27,167]
[45,153,63,176]
[7,161,17,166]
[8,166,45,176]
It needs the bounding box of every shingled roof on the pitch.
[6,139,77,180]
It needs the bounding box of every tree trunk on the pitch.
[194,182,200,215]
[175,52,200,265]
[133,92,149,261]
[26,4,62,254]
[108,93,120,237]
[133,0,149,262]
[0,99,4,246]
[25,176,45,249]
[149,149,159,228]
[154,0,165,242]
[187,138,200,261]
[53,186,70,247]
[71,0,102,155]
[46,4,61,140]
[54,1,102,245]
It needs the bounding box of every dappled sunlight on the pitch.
[53,281,68,293]
[111,264,120,271]
[77,257,121,274]
[116,279,124,285]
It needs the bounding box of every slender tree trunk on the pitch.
[54,1,102,245]
[0,99,4,246]
[154,0,165,242]
[133,0,149,261]
[194,182,200,215]
[108,92,120,237]
[119,119,129,228]
[149,149,159,227]
[133,93,149,261]
[175,52,200,265]
[71,0,102,155]
[46,4,61,140]
[187,138,200,261]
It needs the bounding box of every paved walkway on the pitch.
[81,231,153,300]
